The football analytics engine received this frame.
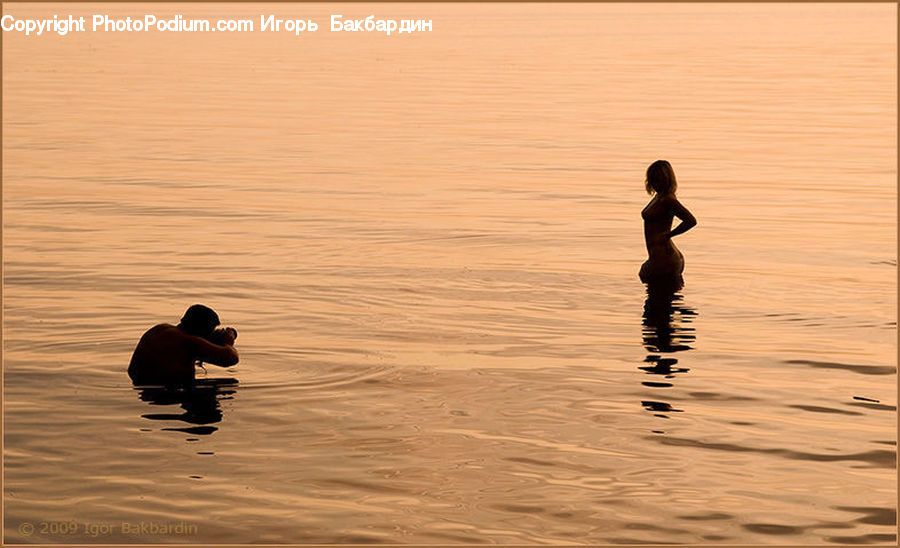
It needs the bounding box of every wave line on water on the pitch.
[433,428,637,459]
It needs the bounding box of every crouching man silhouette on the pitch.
[128,304,239,387]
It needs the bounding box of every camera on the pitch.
[207,326,237,345]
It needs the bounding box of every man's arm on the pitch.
[190,336,239,367]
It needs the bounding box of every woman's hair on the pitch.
[645,160,677,196]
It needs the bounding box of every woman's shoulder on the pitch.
[646,193,680,208]
[656,193,685,209]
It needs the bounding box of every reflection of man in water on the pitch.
[128,304,239,386]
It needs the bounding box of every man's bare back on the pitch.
[128,305,239,387]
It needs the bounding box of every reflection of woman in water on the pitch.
[640,160,697,284]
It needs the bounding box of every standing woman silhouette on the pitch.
[640,160,697,285]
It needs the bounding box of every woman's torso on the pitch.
[641,195,684,272]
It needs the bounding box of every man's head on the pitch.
[178,304,220,337]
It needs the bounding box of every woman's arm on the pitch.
[668,197,697,238]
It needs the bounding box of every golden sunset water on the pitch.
[3,2,896,544]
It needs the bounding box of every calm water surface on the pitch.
[3,3,896,544]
